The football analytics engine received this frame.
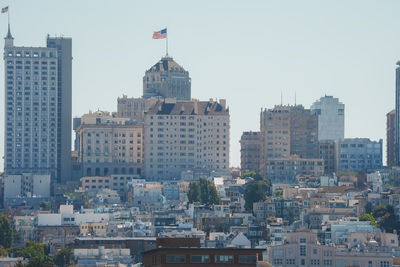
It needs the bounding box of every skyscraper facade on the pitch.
[310,95,344,141]
[143,98,229,180]
[396,61,400,166]
[387,109,396,166]
[240,131,261,173]
[259,105,319,181]
[3,29,72,183]
[143,57,191,100]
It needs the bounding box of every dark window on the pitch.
[239,255,257,263]
[191,255,209,263]
[166,255,185,263]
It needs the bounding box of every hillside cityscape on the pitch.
[0,4,399,267]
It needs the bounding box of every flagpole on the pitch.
[166,28,168,57]
[8,6,10,25]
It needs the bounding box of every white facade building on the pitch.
[37,204,109,226]
[3,173,50,200]
[311,95,344,141]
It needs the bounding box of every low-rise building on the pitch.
[336,138,383,172]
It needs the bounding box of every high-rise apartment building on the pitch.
[143,57,191,100]
[336,138,383,172]
[259,105,319,182]
[387,110,396,166]
[75,110,143,177]
[240,131,261,173]
[3,28,72,183]
[117,95,157,123]
[395,61,400,165]
[318,140,336,174]
[144,98,229,180]
[310,95,344,141]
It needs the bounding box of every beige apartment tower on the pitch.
[144,98,229,180]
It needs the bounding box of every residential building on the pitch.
[264,155,324,184]
[143,56,191,100]
[318,140,336,174]
[74,237,157,263]
[259,105,319,180]
[396,61,400,166]
[117,95,157,123]
[387,109,396,166]
[75,110,143,177]
[240,131,261,173]
[143,247,265,267]
[80,175,143,197]
[3,29,72,183]
[37,204,109,226]
[267,230,393,267]
[336,138,383,172]
[310,95,345,141]
[3,173,50,200]
[74,247,133,267]
[144,98,229,180]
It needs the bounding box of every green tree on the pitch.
[187,181,201,203]
[0,213,13,249]
[242,171,263,181]
[372,205,400,233]
[359,213,379,228]
[39,201,51,211]
[365,202,373,214]
[274,189,283,197]
[207,181,220,205]
[54,247,71,267]
[188,178,220,205]
[9,241,52,265]
[244,180,270,211]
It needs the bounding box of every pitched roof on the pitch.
[146,100,229,116]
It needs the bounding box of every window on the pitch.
[300,245,306,256]
[191,255,209,263]
[239,255,257,263]
[215,255,233,263]
[273,259,283,265]
[166,255,185,263]
[286,259,296,265]
[380,261,390,267]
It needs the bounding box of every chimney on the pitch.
[193,100,198,115]
[219,99,226,109]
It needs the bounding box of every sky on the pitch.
[0,0,398,170]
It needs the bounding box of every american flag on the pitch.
[152,28,167,39]
[1,6,8,13]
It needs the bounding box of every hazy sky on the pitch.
[0,0,398,170]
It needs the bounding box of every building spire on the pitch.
[6,23,12,39]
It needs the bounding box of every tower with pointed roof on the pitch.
[4,24,13,47]
[143,56,191,100]
[3,29,72,185]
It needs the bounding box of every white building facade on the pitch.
[311,95,344,141]
[144,98,230,180]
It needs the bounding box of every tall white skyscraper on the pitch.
[3,26,72,183]
[311,95,345,141]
